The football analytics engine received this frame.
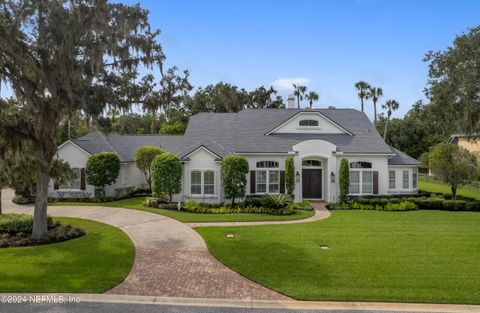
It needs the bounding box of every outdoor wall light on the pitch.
[330,171,336,183]
[295,171,300,182]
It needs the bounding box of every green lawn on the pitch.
[419,177,480,200]
[196,210,480,304]
[0,217,135,293]
[49,197,315,223]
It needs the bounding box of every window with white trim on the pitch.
[299,119,319,127]
[204,171,215,195]
[60,168,81,189]
[191,170,215,196]
[191,171,202,195]
[349,161,373,194]
[412,170,418,189]
[256,170,267,193]
[255,161,280,194]
[403,170,409,189]
[349,171,360,194]
[362,171,373,194]
[389,170,396,189]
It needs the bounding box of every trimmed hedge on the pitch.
[333,197,480,212]
[328,201,418,211]
[0,214,53,234]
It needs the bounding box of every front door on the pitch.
[302,168,322,199]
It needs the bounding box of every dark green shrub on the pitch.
[285,156,295,196]
[339,158,349,203]
[0,214,53,234]
[151,152,182,203]
[86,152,121,196]
[221,155,249,207]
[442,200,468,211]
[264,194,293,210]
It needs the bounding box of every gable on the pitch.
[267,112,350,135]
[57,141,91,168]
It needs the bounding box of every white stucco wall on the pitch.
[182,147,222,203]
[272,112,347,134]
[50,142,94,197]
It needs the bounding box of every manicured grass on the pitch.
[196,210,480,304]
[0,217,135,293]
[419,177,480,200]
[49,197,315,223]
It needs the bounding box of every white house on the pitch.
[51,104,420,202]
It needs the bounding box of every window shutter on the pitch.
[53,181,59,190]
[250,171,256,194]
[280,171,285,194]
[80,168,86,190]
[373,171,379,194]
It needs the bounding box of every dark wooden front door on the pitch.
[302,169,322,199]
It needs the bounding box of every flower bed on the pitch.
[0,214,85,248]
[145,194,313,216]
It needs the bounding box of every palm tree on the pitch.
[292,84,307,109]
[354,81,371,113]
[306,91,319,109]
[367,86,383,125]
[381,99,399,139]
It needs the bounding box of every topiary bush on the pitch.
[86,152,121,196]
[150,152,182,203]
[221,155,249,207]
[339,158,349,203]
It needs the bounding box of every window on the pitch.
[349,171,360,194]
[350,162,372,169]
[191,171,202,195]
[204,171,215,195]
[302,159,322,167]
[269,170,280,193]
[362,171,373,194]
[256,170,267,193]
[191,170,215,196]
[59,168,81,189]
[389,170,396,189]
[413,170,418,189]
[299,119,319,127]
[256,161,279,168]
[403,170,409,189]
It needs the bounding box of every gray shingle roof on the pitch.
[69,108,418,164]
[388,145,421,165]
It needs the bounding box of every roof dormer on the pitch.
[265,111,352,135]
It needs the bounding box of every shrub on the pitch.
[292,200,313,211]
[285,156,295,196]
[86,152,121,196]
[183,199,199,211]
[0,214,53,234]
[442,200,468,211]
[264,194,293,210]
[150,152,182,203]
[134,146,163,190]
[383,201,418,211]
[221,155,249,207]
[339,158,349,203]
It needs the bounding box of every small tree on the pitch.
[221,155,249,207]
[86,152,121,197]
[150,153,182,203]
[285,156,295,196]
[339,158,350,203]
[134,146,163,191]
[429,144,478,200]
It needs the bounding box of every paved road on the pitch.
[0,302,450,313]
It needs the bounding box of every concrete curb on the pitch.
[2,293,480,312]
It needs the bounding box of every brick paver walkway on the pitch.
[1,189,288,300]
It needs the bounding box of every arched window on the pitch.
[349,161,372,169]
[302,159,322,167]
[299,119,319,127]
[256,161,279,168]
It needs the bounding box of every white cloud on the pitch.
[270,77,312,91]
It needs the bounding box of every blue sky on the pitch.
[2,1,479,120]
[132,0,479,119]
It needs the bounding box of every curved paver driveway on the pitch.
[1,189,288,300]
